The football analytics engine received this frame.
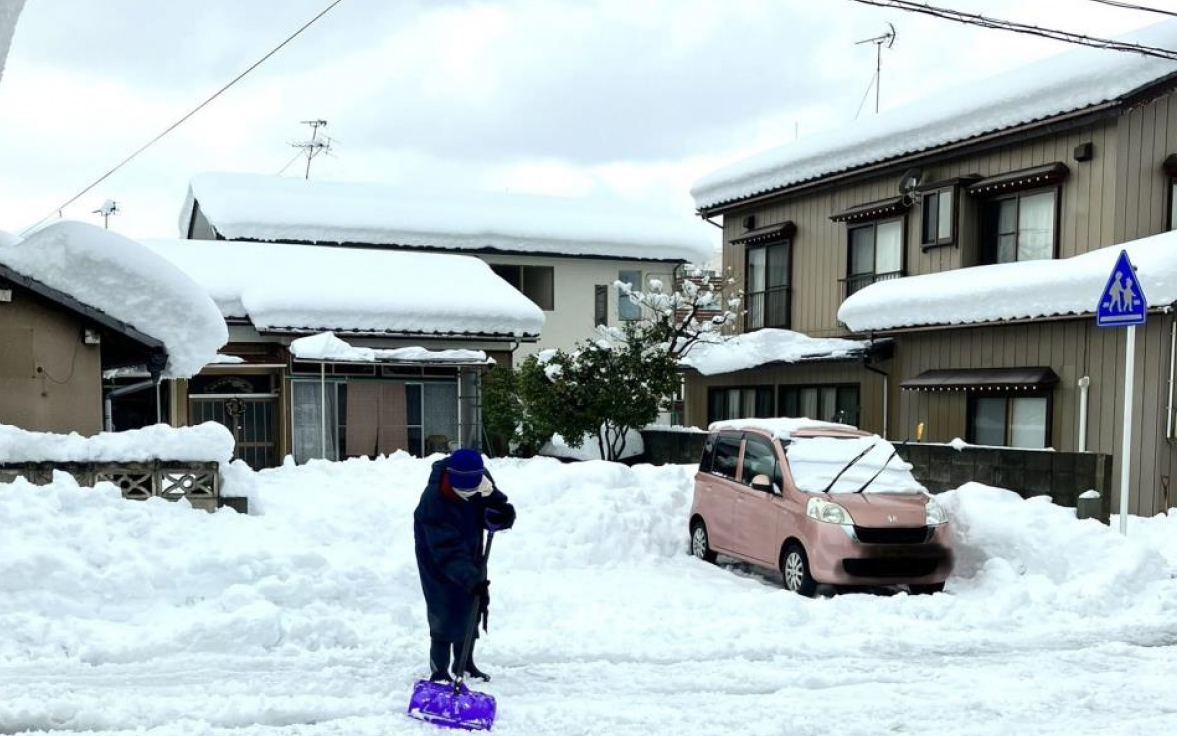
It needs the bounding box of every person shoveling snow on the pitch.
[408,448,515,730]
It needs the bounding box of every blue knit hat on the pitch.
[447,448,485,490]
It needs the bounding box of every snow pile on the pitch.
[539,430,645,462]
[0,223,227,377]
[289,332,490,364]
[183,173,714,264]
[0,422,234,464]
[838,228,1177,332]
[681,329,870,375]
[143,238,544,338]
[940,483,1170,608]
[709,417,857,439]
[785,435,926,494]
[0,0,22,86]
[693,20,1177,209]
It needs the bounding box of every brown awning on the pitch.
[829,196,908,223]
[966,163,1069,196]
[901,367,1059,392]
[730,221,796,245]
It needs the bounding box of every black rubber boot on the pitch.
[453,640,490,682]
[429,638,452,682]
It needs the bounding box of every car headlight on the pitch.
[925,498,947,526]
[806,497,853,525]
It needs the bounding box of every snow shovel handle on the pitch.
[453,531,494,693]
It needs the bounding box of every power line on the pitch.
[845,0,1177,61]
[23,0,348,235]
[275,151,305,176]
[1083,0,1177,19]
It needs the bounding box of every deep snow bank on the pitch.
[1,456,1175,671]
[0,422,234,463]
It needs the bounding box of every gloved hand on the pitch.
[485,502,516,532]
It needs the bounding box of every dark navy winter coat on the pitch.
[413,458,509,642]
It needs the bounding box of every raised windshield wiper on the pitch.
[854,439,910,494]
[821,442,877,493]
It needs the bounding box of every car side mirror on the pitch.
[751,474,774,493]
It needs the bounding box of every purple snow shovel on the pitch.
[407,532,497,731]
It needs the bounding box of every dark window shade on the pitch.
[594,285,608,326]
[707,386,773,424]
[490,264,554,310]
[779,384,860,425]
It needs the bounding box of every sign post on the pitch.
[1096,250,1147,535]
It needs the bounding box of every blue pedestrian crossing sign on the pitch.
[1096,250,1147,327]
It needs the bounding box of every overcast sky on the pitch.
[0,0,1161,239]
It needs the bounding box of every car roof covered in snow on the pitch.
[181,172,715,264]
[708,417,863,441]
[0,222,227,378]
[692,20,1177,211]
[142,238,545,339]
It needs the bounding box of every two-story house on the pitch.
[686,19,1177,516]
[180,172,715,360]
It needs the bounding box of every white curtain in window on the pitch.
[292,381,338,463]
[1010,397,1048,448]
[937,189,953,240]
[424,383,459,454]
[876,220,903,274]
[747,248,766,292]
[1017,192,1055,261]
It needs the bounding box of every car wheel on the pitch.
[690,520,717,563]
[780,543,818,597]
[909,582,945,595]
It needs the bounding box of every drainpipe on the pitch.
[320,362,327,460]
[104,379,155,432]
[1078,376,1091,452]
[1167,314,1177,441]
[862,361,889,439]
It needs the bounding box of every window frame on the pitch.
[710,434,743,480]
[920,185,957,248]
[743,239,792,331]
[965,390,1054,448]
[778,383,861,426]
[979,186,1060,265]
[706,385,775,424]
[490,264,555,311]
[1168,177,1177,232]
[594,284,608,327]
[843,216,906,298]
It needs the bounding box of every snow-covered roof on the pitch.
[708,418,857,440]
[290,332,492,365]
[0,223,227,378]
[0,0,23,87]
[692,20,1177,210]
[681,329,871,376]
[142,238,544,339]
[182,172,714,264]
[0,422,234,464]
[838,229,1177,333]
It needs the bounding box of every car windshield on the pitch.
[785,436,926,494]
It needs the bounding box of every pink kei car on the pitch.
[689,419,953,596]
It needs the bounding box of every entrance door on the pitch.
[189,374,279,469]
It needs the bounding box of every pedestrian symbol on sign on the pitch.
[1096,250,1147,328]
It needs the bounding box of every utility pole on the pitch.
[291,119,332,180]
[92,200,119,229]
[856,23,896,114]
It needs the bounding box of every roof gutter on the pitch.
[843,304,1176,337]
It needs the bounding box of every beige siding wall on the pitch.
[1114,94,1177,242]
[0,289,103,434]
[892,317,1177,517]
[720,119,1120,338]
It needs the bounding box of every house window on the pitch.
[1169,178,1177,232]
[490,265,555,310]
[594,285,608,326]
[845,219,903,297]
[981,189,1057,264]
[921,187,955,247]
[707,386,774,424]
[779,384,860,426]
[968,394,1050,448]
[745,240,791,330]
[618,269,642,321]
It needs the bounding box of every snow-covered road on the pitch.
[2,455,1176,735]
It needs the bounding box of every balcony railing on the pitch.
[745,286,791,331]
[843,270,904,298]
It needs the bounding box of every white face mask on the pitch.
[453,476,493,500]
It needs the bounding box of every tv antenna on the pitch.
[290,119,333,180]
[92,199,119,229]
[856,23,896,116]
